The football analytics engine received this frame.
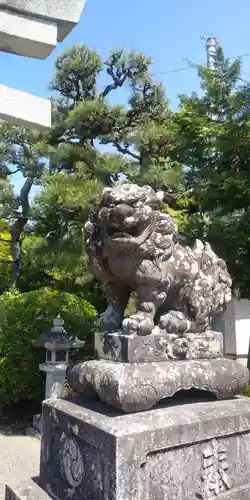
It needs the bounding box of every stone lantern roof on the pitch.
[33,316,85,350]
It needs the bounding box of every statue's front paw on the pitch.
[159,310,190,335]
[122,313,154,336]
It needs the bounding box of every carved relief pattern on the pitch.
[102,335,120,361]
[197,439,231,498]
[61,437,84,488]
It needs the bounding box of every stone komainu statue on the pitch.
[84,183,232,338]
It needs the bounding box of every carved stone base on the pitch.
[95,330,223,362]
[67,358,248,413]
[34,396,250,500]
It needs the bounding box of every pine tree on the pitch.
[30,44,184,300]
[177,45,250,296]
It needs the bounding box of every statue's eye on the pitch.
[129,227,139,237]
[107,227,118,236]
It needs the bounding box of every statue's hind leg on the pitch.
[180,276,214,333]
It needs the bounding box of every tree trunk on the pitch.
[10,177,33,287]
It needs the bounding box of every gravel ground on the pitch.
[0,428,40,498]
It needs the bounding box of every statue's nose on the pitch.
[115,204,134,217]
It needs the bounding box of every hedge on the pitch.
[0,287,96,405]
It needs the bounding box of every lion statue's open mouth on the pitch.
[84,183,232,346]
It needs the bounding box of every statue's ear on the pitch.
[156,191,164,202]
[146,190,164,206]
[103,187,113,194]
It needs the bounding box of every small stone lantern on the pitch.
[33,315,85,401]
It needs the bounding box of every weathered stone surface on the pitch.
[39,362,68,400]
[32,414,43,435]
[5,478,51,500]
[38,396,250,500]
[0,0,85,42]
[67,358,248,412]
[95,330,223,362]
[0,8,57,59]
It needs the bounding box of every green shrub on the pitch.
[242,384,250,397]
[0,287,96,405]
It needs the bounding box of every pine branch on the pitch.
[101,70,127,98]
[113,142,140,160]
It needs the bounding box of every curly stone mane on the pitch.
[85,183,232,339]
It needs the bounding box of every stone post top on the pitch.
[51,315,66,333]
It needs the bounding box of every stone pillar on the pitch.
[39,362,68,400]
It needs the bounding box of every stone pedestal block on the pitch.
[95,330,223,363]
[34,396,250,500]
[67,357,249,412]
[5,478,51,500]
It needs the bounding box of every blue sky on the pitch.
[3,0,250,193]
